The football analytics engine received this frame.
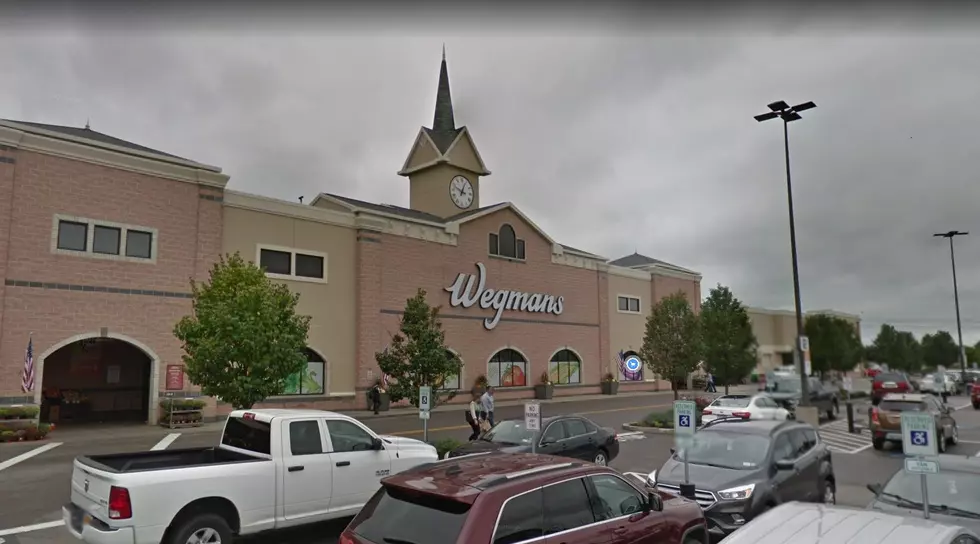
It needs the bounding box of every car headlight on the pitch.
[717,483,756,500]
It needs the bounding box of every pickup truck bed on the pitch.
[80,446,266,473]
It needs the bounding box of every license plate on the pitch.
[884,382,897,388]
[886,433,902,441]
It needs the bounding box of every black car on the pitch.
[765,376,841,420]
[650,418,835,539]
[867,454,980,531]
[447,415,620,465]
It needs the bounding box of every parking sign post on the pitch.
[525,403,541,454]
[901,411,938,519]
[419,386,432,442]
[673,400,697,500]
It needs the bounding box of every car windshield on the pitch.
[351,485,470,544]
[879,470,980,518]
[766,377,800,393]
[482,420,534,446]
[876,372,905,383]
[879,400,925,412]
[712,397,751,408]
[673,430,770,470]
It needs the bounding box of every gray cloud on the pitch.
[2,11,980,345]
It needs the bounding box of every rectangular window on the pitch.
[295,253,325,279]
[92,225,121,255]
[281,361,326,395]
[125,230,153,259]
[493,489,544,544]
[489,233,499,255]
[260,248,292,275]
[289,420,324,456]
[516,239,526,260]
[617,296,641,314]
[57,221,88,251]
[488,361,527,387]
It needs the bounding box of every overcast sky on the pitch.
[2,6,979,345]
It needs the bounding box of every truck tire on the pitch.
[167,513,232,544]
[973,401,979,410]
[872,438,884,450]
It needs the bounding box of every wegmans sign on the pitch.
[445,262,565,330]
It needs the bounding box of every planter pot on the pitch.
[379,393,390,412]
[534,384,554,400]
[601,382,619,395]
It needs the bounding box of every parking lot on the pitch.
[3,393,980,543]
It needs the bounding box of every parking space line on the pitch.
[151,433,181,451]
[0,442,62,472]
[0,520,64,537]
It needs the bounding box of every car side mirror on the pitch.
[775,459,795,471]
[867,483,882,495]
[646,491,663,513]
[371,437,384,450]
[669,447,676,455]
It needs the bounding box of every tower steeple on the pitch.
[430,46,457,150]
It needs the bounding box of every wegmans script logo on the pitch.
[445,262,564,330]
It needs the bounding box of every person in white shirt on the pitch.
[466,392,481,440]
[480,387,495,427]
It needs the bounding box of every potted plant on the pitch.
[534,371,554,400]
[601,373,619,395]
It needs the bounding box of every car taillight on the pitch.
[898,382,909,391]
[108,486,132,520]
[873,381,882,390]
[732,411,751,419]
[339,531,357,544]
[871,407,880,425]
[701,409,713,415]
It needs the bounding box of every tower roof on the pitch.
[427,47,461,153]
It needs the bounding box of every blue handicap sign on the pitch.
[679,415,691,428]
[911,430,929,446]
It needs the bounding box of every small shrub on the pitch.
[158,399,206,411]
[642,409,674,428]
[431,438,464,459]
[0,405,39,419]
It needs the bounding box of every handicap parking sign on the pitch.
[911,430,928,446]
[673,400,696,443]
[901,412,937,457]
[679,415,691,427]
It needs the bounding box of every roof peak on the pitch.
[431,47,456,137]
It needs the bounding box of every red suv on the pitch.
[872,372,912,404]
[340,452,708,544]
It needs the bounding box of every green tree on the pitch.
[921,330,960,371]
[700,284,757,394]
[869,324,922,373]
[376,289,462,409]
[804,314,863,375]
[640,291,703,400]
[173,252,312,409]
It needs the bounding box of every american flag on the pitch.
[21,336,34,393]
[381,373,391,388]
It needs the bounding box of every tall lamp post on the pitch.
[755,100,817,406]
[933,230,969,381]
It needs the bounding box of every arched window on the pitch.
[549,349,582,385]
[281,347,326,395]
[618,350,644,381]
[441,350,462,391]
[498,224,517,258]
[488,348,528,387]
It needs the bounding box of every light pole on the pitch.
[755,100,817,406]
[933,230,969,382]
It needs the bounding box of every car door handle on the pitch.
[288,465,304,472]
[614,527,628,535]
[336,461,351,467]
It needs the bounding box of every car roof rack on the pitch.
[481,462,581,489]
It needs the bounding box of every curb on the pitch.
[622,423,674,434]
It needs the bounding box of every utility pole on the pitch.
[934,231,969,381]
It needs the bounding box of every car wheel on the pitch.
[593,449,608,466]
[950,425,959,446]
[872,438,885,450]
[167,513,232,544]
[821,478,836,504]
[938,431,947,453]
[973,402,979,410]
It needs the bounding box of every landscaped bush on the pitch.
[642,410,674,428]
[158,399,206,411]
[0,405,40,420]
[431,438,464,459]
[0,423,51,442]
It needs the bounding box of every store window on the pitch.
[257,245,328,283]
[548,349,582,385]
[52,215,157,263]
[488,348,528,387]
[279,348,326,395]
[488,223,526,260]
[618,350,644,381]
[617,296,641,314]
[441,350,462,390]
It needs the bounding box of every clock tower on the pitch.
[398,48,491,218]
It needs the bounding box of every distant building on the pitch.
[747,307,862,374]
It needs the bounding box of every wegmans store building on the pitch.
[0,55,701,425]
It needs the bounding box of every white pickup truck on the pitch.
[62,408,438,544]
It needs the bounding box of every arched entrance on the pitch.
[38,336,155,425]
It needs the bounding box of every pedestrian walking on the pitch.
[466,391,482,440]
[480,386,495,427]
[705,372,717,393]
[369,379,383,414]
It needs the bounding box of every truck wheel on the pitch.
[168,513,232,544]
[973,402,979,410]
[872,438,884,450]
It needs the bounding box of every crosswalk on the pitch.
[617,431,647,442]
[818,419,872,454]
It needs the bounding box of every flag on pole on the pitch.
[21,336,35,393]
[381,372,391,388]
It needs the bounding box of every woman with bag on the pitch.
[466,391,482,441]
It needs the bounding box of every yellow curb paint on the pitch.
[385,403,671,437]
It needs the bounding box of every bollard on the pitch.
[679,483,696,500]
[846,402,855,434]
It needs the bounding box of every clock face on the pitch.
[450,175,474,209]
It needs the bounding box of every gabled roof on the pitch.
[0,119,210,168]
[312,193,446,224]
[447,202,558,248]
[608,251,699,275]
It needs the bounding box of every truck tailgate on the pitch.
[71,458,116,522]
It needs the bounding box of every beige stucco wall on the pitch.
[607,272,651,362]
[748,307,863,373]
[222,203,358,395]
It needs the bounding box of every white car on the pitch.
[701,393,791,423]
[63,409,438,544]
[920,374,960,396]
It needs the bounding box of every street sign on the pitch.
[905,457,939,475]
[525,402,541,431]
[419,410,431,420]
[901,412,938,457]
[674,400,696,437]
[419,386,432,412]
[798,336,810,353]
